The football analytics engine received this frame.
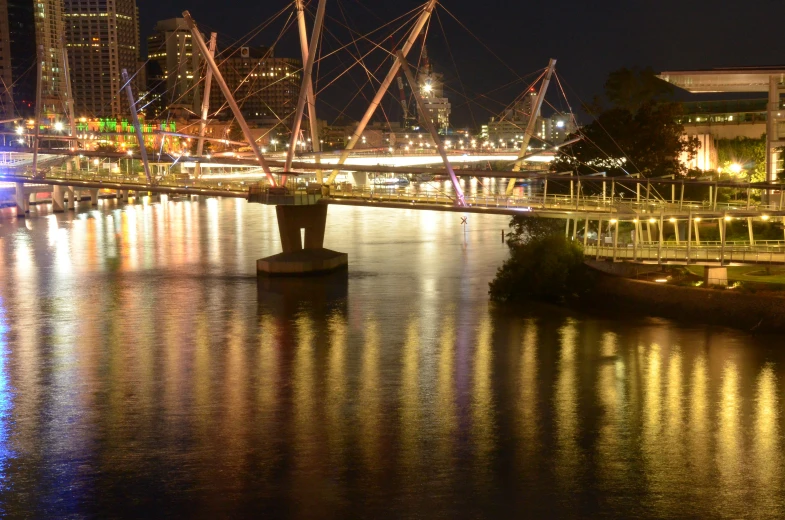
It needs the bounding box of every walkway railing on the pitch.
[585,242,785,265]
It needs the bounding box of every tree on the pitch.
[716,136,766,182]
[490,216,592,304]
[603,66,674,111]
[554,102,698,178]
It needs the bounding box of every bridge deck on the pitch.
[585,242,785,266]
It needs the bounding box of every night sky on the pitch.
[136,0,785,127]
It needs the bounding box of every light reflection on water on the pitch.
[0,198,783,518]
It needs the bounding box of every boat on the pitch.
[373,176,410,186]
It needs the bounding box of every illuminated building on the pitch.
[209,46,300,125]
[416,46,450,132]
[64,0,141,117]
[145,18,202,119]
[0,0,67,118]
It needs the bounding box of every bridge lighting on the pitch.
[15,126,23,135]
[17,139,24,145]
[422,83,432,93]
[53,121,64,132]
[724,216,733,221]
[729,163,743,174]
[649,218,656,224]
[127,150,133,156]
[610,219,617,224]
[669,218,676,223]
[762,214,771,221]
[694,217,702,222]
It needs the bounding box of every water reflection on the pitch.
[0,200,783,518]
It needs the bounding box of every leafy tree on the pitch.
[95,143,118,153]
[716,136,766,182]
[490,216,592,303]
[603,66,674,111]
[554,102,698,178]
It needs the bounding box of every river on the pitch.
[0,197,782,518]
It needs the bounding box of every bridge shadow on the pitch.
[256,270,348,318]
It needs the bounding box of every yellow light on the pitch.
[694,217,702,222]
[649,218,656,224]
[655,278,668,283]
[761,215,770,221]
[725,216,732,221]
[610,219,617,224]
[729,163,743,174]
[669,218,676,223]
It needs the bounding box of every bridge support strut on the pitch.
[258,204,348,276]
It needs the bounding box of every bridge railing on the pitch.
[585,243,785,265]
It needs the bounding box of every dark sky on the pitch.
[136,0,785,128]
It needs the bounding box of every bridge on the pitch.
[2,0,785,277]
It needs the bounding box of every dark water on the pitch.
[0,197,783,519]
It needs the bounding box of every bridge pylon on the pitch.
[257,204,348,276]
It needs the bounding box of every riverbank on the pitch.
[583,262,785,333]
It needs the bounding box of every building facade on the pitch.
[64,0,141,117]
[146,18,201,119]
[416,59,450,132]
[1,0,67,119]
[210,46,300,126]
[36,0,67,115]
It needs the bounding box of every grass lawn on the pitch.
[686,266,785,285]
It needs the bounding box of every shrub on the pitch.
[489,233,591,303]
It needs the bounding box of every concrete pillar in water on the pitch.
[257,204,348,275]
[704,267,728,287]
[14,183,27,217]
[66,187,76,210]
[350,171,368,187]
[90,189,99,206]
[52,186,65,212]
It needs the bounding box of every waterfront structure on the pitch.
[659,68,785,185]
[146,18,202,119]
[64,0,141,117]
[209,46,300,125]
[0,0,67,119]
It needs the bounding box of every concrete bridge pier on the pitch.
[257,204,348,276]
[89,189,99,206]
[66,187,76,210]
[704,267,728,287]
[350,171,368,187]
[14,183,28,217]
[52,186,65,212]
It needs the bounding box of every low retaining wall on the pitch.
[585,267,785,332]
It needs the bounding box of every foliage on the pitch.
[190,138,211,156]
[603,67,674,111]
[553,102,698,178]
[716,136,766,182]
[490,216,591,304]
[505,215,564,247]
[95,143,118,153]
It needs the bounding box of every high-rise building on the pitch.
[146,18,201,119]
[64,0,140,117]
[0,0,66,119]
[416,46,450,132]
[210,46,300,125]
[35,0,67,114]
